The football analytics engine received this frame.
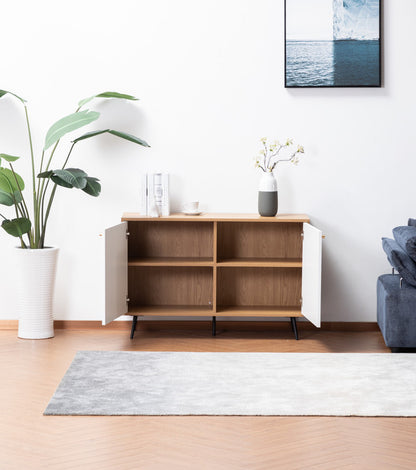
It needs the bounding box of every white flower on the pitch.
[255,136,304,172]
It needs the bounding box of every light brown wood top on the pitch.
[122,212,310,222]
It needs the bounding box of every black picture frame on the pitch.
[284,0,382,88]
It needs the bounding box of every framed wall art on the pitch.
[285,0,381,88]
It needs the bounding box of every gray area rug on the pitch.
[44,351,416,416]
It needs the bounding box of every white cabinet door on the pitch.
[103,222,128,325]
[301,222,322,327]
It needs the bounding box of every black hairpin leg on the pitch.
[212,316,216,336]
[130,315,138,339]
[290,317,299,340]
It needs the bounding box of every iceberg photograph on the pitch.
[285,0,381,87]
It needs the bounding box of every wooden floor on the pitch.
[1,321,416,470]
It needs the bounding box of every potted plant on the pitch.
[0,90,149,339]
[255,137,305,216]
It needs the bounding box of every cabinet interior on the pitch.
[128,221,213,262]
[217,222,303,262]
[128,266,213,313]
[217,267,301,310]
[126,218,305,317]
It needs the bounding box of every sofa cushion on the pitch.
[408,218,416,227]
[382,237,416,287]
[393,226,416,262]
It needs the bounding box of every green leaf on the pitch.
[37,170,54,178]
[0,167,25,193]
[82,176,101,197]
[0,89,27,104]
[51,174,73,188]
[13,190,22,204]
[2,217,31,237]
[0,189,14,206]
[96,91,139,101]
[40,168,101,194]
[72,129,110,143]
[73,129,150,147]
[0,188,22,206]
[0,153,20,164]
[53,168,87,189]
[108,130,150,147]
[44,110,100,150]
[78,91,139,108]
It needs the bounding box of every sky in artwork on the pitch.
[286,0,333,41]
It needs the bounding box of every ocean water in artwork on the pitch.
[286,39,380,87]
[333,40,379,86]
[286,41,334,87]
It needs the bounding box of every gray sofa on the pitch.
[377,219,416,351]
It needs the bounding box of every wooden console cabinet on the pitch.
[103,213,322,339]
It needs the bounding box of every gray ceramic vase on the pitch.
[258,172,278,217]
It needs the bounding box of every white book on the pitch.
[147,174,158,217]
[163,173,170,216]
[152,173,170,216]
[141,172,170,217]
[140,174,148,215]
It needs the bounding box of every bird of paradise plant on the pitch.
[0,90,149,248]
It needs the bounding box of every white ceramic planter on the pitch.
[16,247,59,339]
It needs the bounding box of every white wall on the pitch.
[0,0,415,322]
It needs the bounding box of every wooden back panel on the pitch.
[217,222,303,260]
[128,266,213,307]
[128,221,213,259]
[217,267,302,307]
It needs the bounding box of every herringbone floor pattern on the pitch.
[1,322,415,470]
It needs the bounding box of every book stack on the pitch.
[141,173,170,217]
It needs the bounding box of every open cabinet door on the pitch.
[103,222,128,325]
[301,222,322,327]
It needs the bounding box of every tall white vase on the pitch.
[16,247,59,339]
[258,172,278,217]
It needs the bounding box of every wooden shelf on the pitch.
[128,305,214,317]
[129,257,214,267]
[122,213,310,223]
[127,305,302,317]
[217,258,302,268]
[215,306,303,317]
